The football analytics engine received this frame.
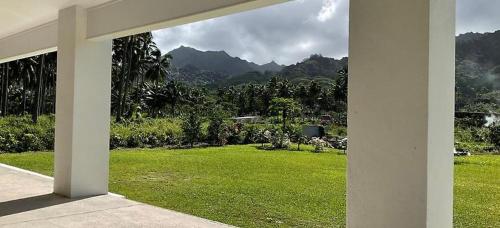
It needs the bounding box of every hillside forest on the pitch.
[0,31,498,153]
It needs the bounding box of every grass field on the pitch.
[0,145,498,227]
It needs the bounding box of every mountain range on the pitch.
[166,31,499,102]
[169,46,283,75]
[167,46,347,87]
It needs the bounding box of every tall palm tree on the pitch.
[0,63,11,116]
[18,58,37,113]
[144,50,171,85]
[113,32,166,121]
[334,67,348,103]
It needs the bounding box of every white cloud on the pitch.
[317,0,338,22]
[152,0,500,65]
[153,0,349,65]
[456,0,500,34]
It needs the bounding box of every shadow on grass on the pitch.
[252,144,305,152]
[454,158,494,167]
[454,160,473,165]
[251,144,346,155]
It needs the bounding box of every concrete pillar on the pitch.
[54,6,112,198]
[347,0,455,227]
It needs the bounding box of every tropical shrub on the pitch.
[242,125,262,144]
[181,111,202,147]
[109,118,182,149]
[310,137,328,153]
[268,129,290,149]
[207,115,229,146]
[290,125,308,151]
[0,115,55,152]
[489,123,500,148]
[257,129,270,147]
[227,123,244,145]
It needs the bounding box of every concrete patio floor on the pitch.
[0,164,231,228]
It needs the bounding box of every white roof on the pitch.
[0,0,284,63]
[0,0,113,40]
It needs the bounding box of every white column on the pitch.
[347,0,455,227]
[54,6,112,198]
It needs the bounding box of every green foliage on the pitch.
[241,125,261,144]
[207,113,229,146]
[289,125,308,151]
[181,111,202,147]
[269,97,300,130]
[454,126,496,153]
[110,118,182,149]
[328,125,347,137]
[455,116,488,128]
[310,137,328,153]
[267,129,291,149]
[226,123,244,145]
[0,115,54,152]
[489,123,500,148]
[0,114,497,154]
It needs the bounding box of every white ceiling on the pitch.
[0,0,114,39]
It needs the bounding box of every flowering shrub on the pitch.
[269,129,290,149]
[310,137,328,153]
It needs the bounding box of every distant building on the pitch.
[232,116,262,124]
[302,125,325,138]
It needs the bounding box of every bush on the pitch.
[242,125,262,144]
[0,115,55,153]
[110,118,182,149]
[256,129,270,147]
[227,123,244,145]
[455,115,487,128]
[455,126,497,153]
[310,137,328,153]
[331,112,347,126]
[181,111,202,147]
[268,129,290,149]
[207,115,229,146]
[489,123,500,148]
[290,125,308,151]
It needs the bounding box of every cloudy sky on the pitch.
[153,0,500,65]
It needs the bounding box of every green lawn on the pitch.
[0,145,498,227]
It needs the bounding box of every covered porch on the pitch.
[0,0,456,227]
[0,164,231,227]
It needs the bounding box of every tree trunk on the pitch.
[1,63,10,116]
[41,74,47,115]
[0,65,4,115]
[116,37,130,122]
[52,71,57,114]
[32,55,45,123]
[22,76,27,114]
[121,37,135,120]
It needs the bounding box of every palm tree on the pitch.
[165,80,184,115]
[18,58,37,114]
[144,82,168,117]
[334,67,348,103]
[113,32,168,121]
[31,54,46,123]
[144,49,171,85]
[0,63,11,116]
